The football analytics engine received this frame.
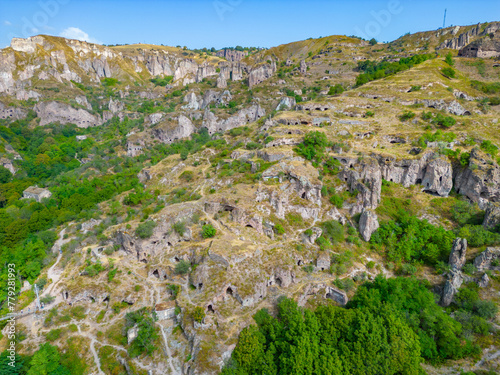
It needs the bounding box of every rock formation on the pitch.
[483,202,500,230]
[359,209,379,242]
[34,101,102,128]
[448,238,467,270]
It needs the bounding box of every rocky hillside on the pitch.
[0,22,500,375]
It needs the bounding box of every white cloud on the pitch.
[3,20,12,26]
[59,27,102,44]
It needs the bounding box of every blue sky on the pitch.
[0,0,499,49]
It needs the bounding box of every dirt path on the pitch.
[157,322,179,374]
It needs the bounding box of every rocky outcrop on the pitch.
[268,267,295,288]
[438,23,483,50]
[473,247,500,271]
[359,210,379,242]
[0,158,16,174]
[216,73,227,88]
[204,201,263,233]
[276,97,296,110]
[248,61,276,88]
[202,104,265,134]
[216,49,247,61]
[339,157,381,214]
[304,227,322,245]
[116,231,137,254]
[453,149,500,207]
[34,101,102,128]
[441,269,465,306]
[153,115,196,144]
[183,92,200,110]
[483,202,500,230]
[0,101,27,120]
[421,157,453,196]
[449,238,467,270]
[418,99,469,116]
[300,60,307,74]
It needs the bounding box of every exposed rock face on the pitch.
[339,157,381,214]
[202,104,265,134]
[276,96,296,110]
[200,89,232,109]
[454,149,500,207]
[216,73,227,88]
[478,273,490,288]
[459,31,500,58]
[153,115,196,144]
[421,157,453,196]
[248,61,276,87]
[300,60,307,74]
[0,101,27,120]
[438,23,483,49]
[11,36,51,53]
[116,231,137,254]
[216,49,247,61]
[483,202,500,230]
[183,92,200,110]
[204,201,263,234]
[34,101,102,128]
[418,99,469,116]
[0,158,16,174]
[269,267,295,288]
[473,247,500,271]
[359,209,379,242]
[449,238,467,270]
[306,227,322,245]
[441,269,465,306]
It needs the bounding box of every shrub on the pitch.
[173,221,186,236]
[399,111,415,121]
[329,194,344,209]
[480,140,498,157]
[432,113,456,128]
[295,131,329,161]
[192,306,205,323]
[328,84,344,95]
[135,220,156,239]
[175,260,190,275]
[202,224,216,238]
[409,85,421,92]
[46,328,62,342]
[167,284,180,299]
[274,224,285,235]
[369,38,377,45]
[462,263,477,275]
[364,110,375,117]
[179,170,194,182]
[320,220,344,244]
[303,265,314,273]
[442,67,456,78]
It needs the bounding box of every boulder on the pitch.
[483,202,500,230]
[305,227,322,245]
[478,273,490,288]
[473,247,500,271]
[448,238,467,270]
[359,209,379,242]
[441,269,464,306]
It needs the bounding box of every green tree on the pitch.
[445,52,454,66]
[0,166,12,184]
